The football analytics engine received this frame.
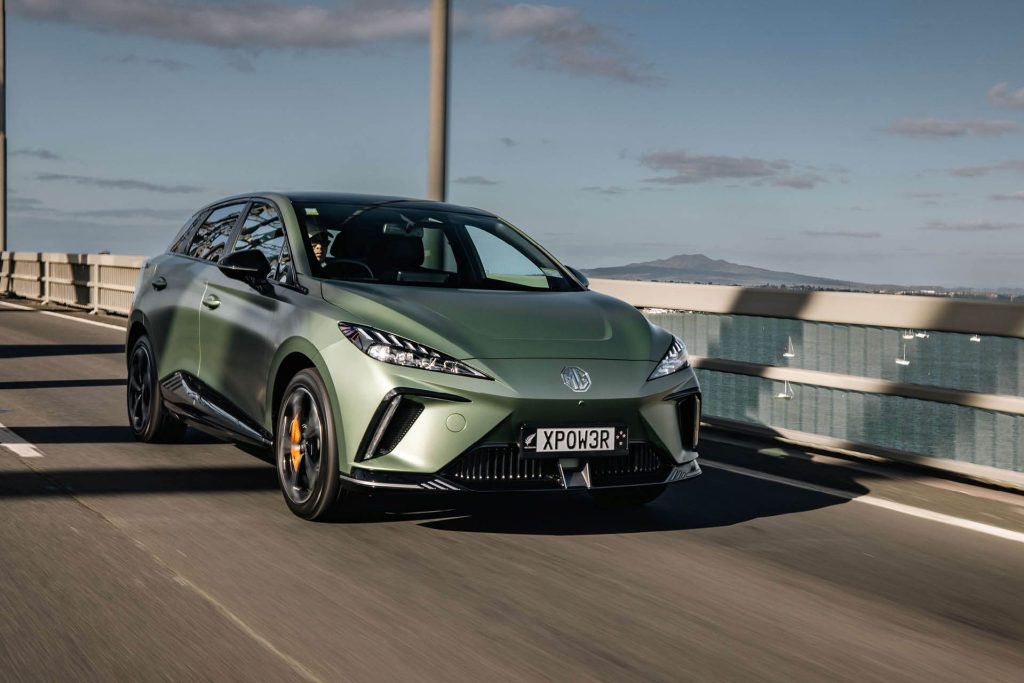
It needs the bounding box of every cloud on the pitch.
[639,149,829,188]
[947,160,1024,178]
[483,3,656,84]
[769,174,827,190]
[988,82,1024,109]
[991,191,1024,202]
[223,52,255,73]
[923,220,1024,232]
[453,175,500,186]
[8,196,46,211]
[499,137,518,147]
[11,148,62,161]
[9,0,434,49]
[884,117,1019,138]
[36,172,202,194]
[801,230,881,239]
[75,207,189,220]
[581,185,628,195]
[107,53,191,72]
[905,191,948,199]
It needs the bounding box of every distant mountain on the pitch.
[584,253,876,289]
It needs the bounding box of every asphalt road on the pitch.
[1,298,1023,682]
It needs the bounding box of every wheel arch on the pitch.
[126,310,150,363]
[266,338,341,441]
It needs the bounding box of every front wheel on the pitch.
[589,484,667,507]
[275,368,345,520]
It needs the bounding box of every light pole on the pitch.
[427,0,449,202]
[1,0,7,252]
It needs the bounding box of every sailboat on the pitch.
[895,344,910,366]
[970,334,981,343]
[782,336,796,358]
[914,330,929,339]
[902,329,915,340]
[774,380,794,400]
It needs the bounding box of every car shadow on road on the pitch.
[0,344,125,358]
[342,464,875,535]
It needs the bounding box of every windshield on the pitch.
[293,202,581,291]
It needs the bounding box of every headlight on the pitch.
[339,323,490,379]
[648,335,690,380]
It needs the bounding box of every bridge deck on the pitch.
[1,299,1023,682]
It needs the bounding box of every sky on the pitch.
[5,0,1024,289]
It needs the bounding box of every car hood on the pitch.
[321,282,667,361]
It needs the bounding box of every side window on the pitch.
[465,224,549,289]
[421,226,458,274]
[169,212,202,254]
[186,203,246,262]
[233,202,288,280]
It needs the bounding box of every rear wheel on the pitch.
[589,484,667,507]
[275,368,345,520]
[127,335,185,443]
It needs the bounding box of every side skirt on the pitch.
[160,371,272,448]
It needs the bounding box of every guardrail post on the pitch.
[41,254,50,303]
[88,255,100,314]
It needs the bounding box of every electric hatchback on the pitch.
[127,193,702,520]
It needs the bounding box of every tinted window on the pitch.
[169,212,202,254]
[465,224,547,288]
[292,202,578,291]
[187,203,245,261]
[233,202,289,280]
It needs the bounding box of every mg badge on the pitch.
[561,366,591,393]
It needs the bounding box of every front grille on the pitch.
[442,445,561,490]
[588,443,671,487]
[441,442,673,491]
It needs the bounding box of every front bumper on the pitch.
[325,352,702,492]
[340,450,702,492]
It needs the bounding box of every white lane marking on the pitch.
[39,311,126,331]
[0,300,126,331]
[0,420,45,458]
[702,459,1024,545]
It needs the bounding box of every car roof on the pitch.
[213,191,495,218]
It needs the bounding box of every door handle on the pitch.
[151,276,167,291]
[202,294,221,310]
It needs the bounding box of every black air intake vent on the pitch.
[376,399,424,455]
[676,393,701,450]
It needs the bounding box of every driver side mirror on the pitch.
[567,266,589,289]
[218,249,272,284]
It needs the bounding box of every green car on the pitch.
[127,193,702,519]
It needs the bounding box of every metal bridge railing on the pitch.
[2,251,1021,487]
[1,251,144,315]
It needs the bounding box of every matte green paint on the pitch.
[130,192,700,476]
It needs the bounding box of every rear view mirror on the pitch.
[383,222,424,238]
[218,249,272,283]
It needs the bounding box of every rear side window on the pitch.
[169,212,202,254]
[233,202,289,280]
[187,203,246,262]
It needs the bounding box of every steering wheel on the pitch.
[324,259,375,279]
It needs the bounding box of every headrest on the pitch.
[379,234,424,270]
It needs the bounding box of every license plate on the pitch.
[520,425,629,457]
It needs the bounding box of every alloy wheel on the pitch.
[128,345,153,432]
[279,387,323,505]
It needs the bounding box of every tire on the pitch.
[589,484,667,507]
[275,368,345,520]
[127,335,186,443]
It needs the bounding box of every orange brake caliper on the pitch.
[290,415,303,471]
